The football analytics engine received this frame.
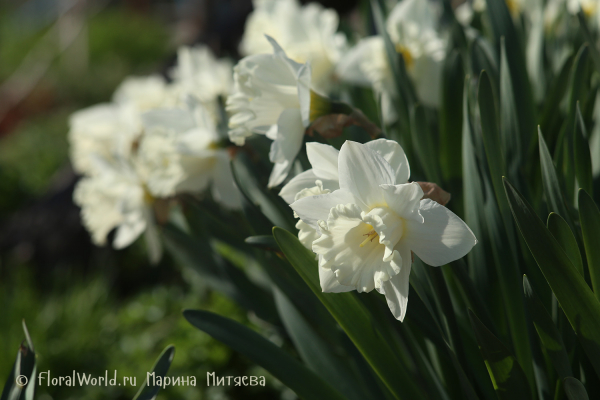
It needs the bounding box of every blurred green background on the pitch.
[0,1,289,399]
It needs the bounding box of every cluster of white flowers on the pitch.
[70,45,241,262]
[72,0,480,319]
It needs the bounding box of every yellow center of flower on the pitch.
[583,3,597,16]
[505,0,519,15]
[395,44,414,69]
[143,186,155,204]
[360,228,379,247]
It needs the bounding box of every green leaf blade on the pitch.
[523,275,572,379]
[468,310,531,400]
[504,178,600,377]
[184,310,346,400]
[578,189,600,301]
[574,105,593,195]
[547,213,584,277]
[132,345,175,400]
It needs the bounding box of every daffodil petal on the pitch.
[338,141,395,210]
[365,139,410,183]
[380,182,424,222]
[280,169,319,204]
[381,242,412,321]
[319,265,354,293]
[307,142,340,180]
[290,188,357,230]
[404,199,477,266]
[267,108,306,187]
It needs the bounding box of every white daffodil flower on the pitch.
[171,45,233,120]
[137,102,241,209]
[69,75,177,177]
[240,0,346,93]
[280,139,409,294]
[336,0,445,123]
[386,0,446,108]
[227,36,311,188]
[73,157,162,262]
[290,141,476,321]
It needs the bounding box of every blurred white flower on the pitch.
[68,103,138,176]
[227,36,311,187]
[240,0,346,92]
[73,157,162,262]
[567,0,598,17]
[171,45,233,119]
[386,0,446,108]
[290,141,476,321]
[336,0,445,122]
[113,75,175,115]
[137,102,242,209]
[335,37,399,124]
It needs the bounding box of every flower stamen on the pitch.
[360,230,379,247]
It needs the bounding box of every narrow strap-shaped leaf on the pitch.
[576,11,600,75]
[470,37,498,89]
[440,50,464,181]
[500,38,522,179]
[184,310,347,400]
[540,54,574,148]
[1,322,36,400]
[564,45,592,206]
[479,72,534,386]
[244,235,279,251]
[547,213,584,277]
[468,310,531,400]
[523,276,572,379]
[132,345,175,400]
[273,227,425,400]
[573,104,593,195]
[578,189,600,301]
[484,0,536,153]
[162,224,280,325]
[563,377,590,400]
[539,129,573,227]
[273,288,370,400]
[410,104,442,184]
[504,178,600,377]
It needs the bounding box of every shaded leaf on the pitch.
[1,322,36,400]
[574,104,593,195]
[440,50,464,181]
[162,224,280,325]
[547,213,584,277]
[523,275,572,379]
[273,288,369,400]
[244,235,279,252]
[539,129,572,226]
[184,310,347,400]
[564,377,590,400]
[132,345,175,400]
[578,189,600,300]
[468,310,531,400]
[504,178,600,378]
